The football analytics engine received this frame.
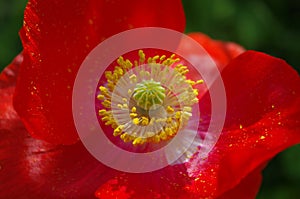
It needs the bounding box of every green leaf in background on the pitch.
[182,0,300,72]
[0,0,27,70]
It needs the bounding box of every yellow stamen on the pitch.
[132,118,140,125]
[96,50,202,146]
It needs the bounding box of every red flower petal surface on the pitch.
[14,0,185,145]
[218,164,263,199]
[95,166,191,199]
[96,51,300,199]
[1,59,115,198]
[179,32,245,99]
[0,54,22,131]
[187,32,245,70]
[186,50,300,198]
[4,16,299,198]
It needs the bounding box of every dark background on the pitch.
[0,0,299,198]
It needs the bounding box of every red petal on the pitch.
[0,54,22,89]
[0,126,114,198]
[222,51,300,129]
[14,0,185,144]
[95,166,192,199]
[187,32,245,70]
[1,59,113,198]
[217,164,263,199]
[0,54,22,130]
[187,50,300,198]
[95,164,262,199]
[178,33,245,101]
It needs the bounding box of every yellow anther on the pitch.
[186,79,196,86]
[160,55,166,61]
[159,131,168,140]
[112,73,119,81]
[130,113,138,118]
[141,117,149,126]
[120,133,132,142]
[117,56,130,70]
[105,71,113,81]
[175,111,181,119]
[131,107,137,113]
[114,66,123,76]
[125,59,133,69]
[152,55,160,62]
[166,117,173,124]
[166,106,174,114]
[113,125,124,136]
[111,123,118,129]
[177,65,187,70]
[98,109,107,116]
[107,82,115,91]
[105,120,115,125]
[162,59,171,66]
[196,80,204,84]
[101,116,110,122]
[133,137,145,145]
[167,127,177,136]
[178,69,189,75]
[97,94,105,100]
[193,89,199,96]
[138,50,145,63]
[99,86,108,93]
[132,118,140,125]
[164,127,172,136]
[174,58,180,63]
[117,56,124,65]
[102,100,111,108]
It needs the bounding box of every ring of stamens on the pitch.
[97,50,203,146]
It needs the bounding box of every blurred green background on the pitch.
[0,0,299,198]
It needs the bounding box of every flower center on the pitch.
[133,79,166,110]
[96,50,203,146]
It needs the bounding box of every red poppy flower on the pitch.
[1,0,300,198]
